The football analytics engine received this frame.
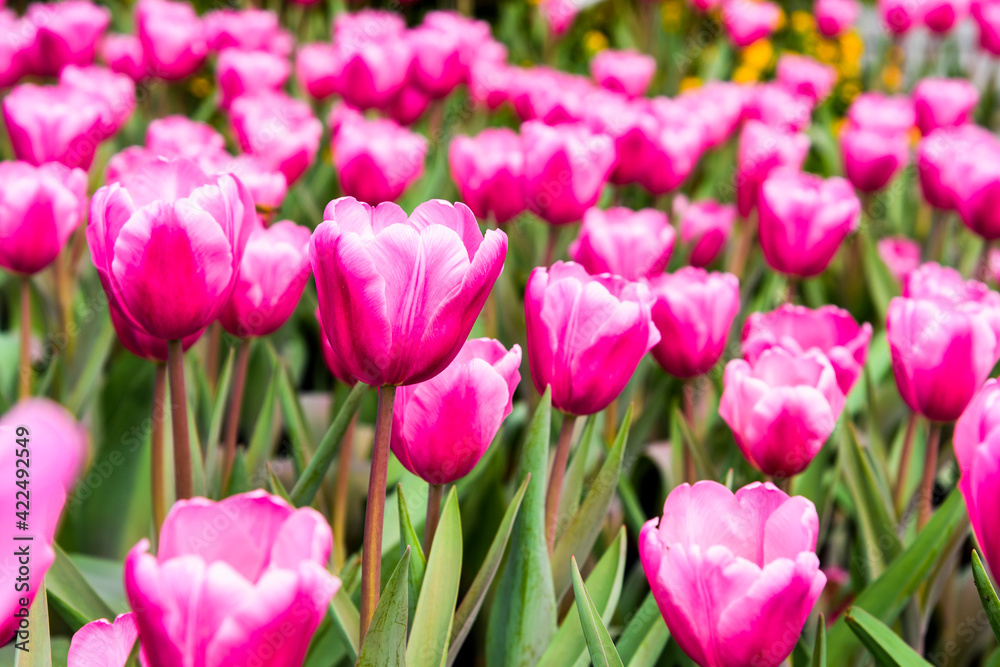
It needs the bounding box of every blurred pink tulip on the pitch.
[847,92,916,133]
[776,54,837,104]
[743,304,873,395]
[568,207,675,280]
[296,43,338,100]
[25,0,110,77]
[333,114,428,206]
[954,378,1000,576]
[974,0,1000,54]
[230,91,323,186]
[68,613,145,667]
[523,120,616,225]
[87,157,256,341]
[735,120,810,218]
[948,141,1000,239]
[216,48,291,110]
[225,154,288,214]
[100,34,147,81]
[125,491,340,667]
[525,261,660,415]
[584,92,657,187]
[880,0,924,33]
[2,83,106,169]
[923,0,971,32]
[147,115,227,162]
[511,67,590,124]
[742,82,815,132]
[640,481,826,667]
[914,78,979,135]
[136,0,207,81]
[590,49,656,98]
[723,0,782,47]
[721,346,846,476]
[316,308,357,386]
[59,65,135,136]
[203,8,291,57]
[0,9,30,88]
[680,82,746,148]
[330,11,412,110]
[391,338,521,485]
[312,197,507,386]
[675,196,736,267]
[333,8,406,42]
[815,0,860,36]
[449,128,526,224]
[758,170,861,277]
[540,0,578,35]
[643,99,707,194]
[0,161,87,275]
[470,59,514,110]
[877,236,922,282]
[916,125,996,210]
[649,267,740,378]
[385,83,433,125]
[840,124,910,193]
[406,24,465,99]
[905,261,999,304]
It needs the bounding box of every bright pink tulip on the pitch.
[776,54,837,104]
[146,115,227,162]
[904,261,1000,305]
[136,0,207,81]
[25,0,110,77]
[385,83,433,125]
[916,125,997,209]
[125,491,340,667]
[1,399,88,645]
[59,65,135,136]
[312,197,507,386]
[333,114,428,206]
[525,261,660,415]
[721,346,846,476]
[523,120,616,225]
[584,93,658,187]
[203,8,291,57]
[0,161,87,275]
[330,12,412,110]
[100,34,147,81]
[87,157,256,341]
[391,338,521,485]
[470,59,514,110]
[840,124,910,193]
[640,481,826,667]
[296,43,338,100]
[913,78,979,136]
[741,82,814,133]
[743,304,873,395]
[406,24,465,99]
[0,10,30,88]
[815,0,860,36]
[68,614,145,667]
[230,91,323,186]
[2,83,105,169]
[848,92,915,133]
[568,207,675,280]
[924,0,971,32]
[948,141,1000,239]
[642,99,707,194]
[107,290,204,363]
[723,0,782,47]
[511,67,591,124]
[220,221,311,338]
[590,49,656,98]
[880,0,924,33]
[423,10,497,77]
[332,9,407,42]
[877,236,922,282]
[680,82,746,149]
[216,48,291,110]
[449,128,526,224]
[316,308,357,386]
[758,170,861,277]
[225,155,288,214]
[675,196,736,268]
[735,120,810,217]
[648,267,740,379]
[540,0,578,35]
[974,0,1000,54]
[954,378,1000,576]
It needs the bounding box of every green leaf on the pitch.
[551,405,632,598]
[408,487,463,667]
[15,586,51,667]
[223,449,249,497]
[539,527,626,667]
[266,463,292,503]
[487,388,558,667]
[65,317,114,417]
[671,406,714,481]
[45,544,116,631]
[330,586,361,662]
[570,557,625,667]
[357,548,410,667]
[273,351,316,473]
[859,230,901,324]
[812,615,826,667]
[973,550,1000,643]
[206,346,235,453]
[558,416,596,525]
[397,484,427,631]
[244,369,279,478]
[845,607,932,666]
[448,475,530,667]
[289,382,368,507]
[827,489,967,665]
[616,593,668,666]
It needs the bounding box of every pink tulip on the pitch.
[333,9,407,43]
[136,0,207,81]
[648,267,740,379]
[406,24,465,99]
[974,0,1000,54]
[0,161,87,275]
[776,54,837,104]
[525,261,660,415]
[87,157,256,341]
[948,141,1000,239]
[68,614,145,667]
[880,0,925,33]
[723,0,782,47]
[640,481,826,667]
[59,65,135,136]
[125,491,340,667]
[470,59,514,111]
[385,83,433,125]
[2,83,106,169]
[296,43,338,100]
[316,308,357,386]
[675,196,736,268]
[391,338,521,485]
[107,290,204,363]
[680,82,746,149]
[758,170,861,277]
[877,236,922,282]
[203,8,291,57]
[333,114,428,206]
[0,10,30,88]
[220,221,311,338]
[642,100,707,194]
[913,78,979,136]
[449,128,526,224]
[230,91,323,186]
[585,93,659,188]
[905,261,1000,305]
[840,124,910,193]
[1,399,88,645]
[848,92,916,134]
[225,155,288,214]
[540,0,579,35]
[312,197,507,386]
[100,34,147,81]
[742,82,815,133]
[146,115,227,162]
[330,12,412,111]
[423,10,497,76]
[721,346,846,476]
[924,0,971,32]
[25,0,110,77]
[735,120,810,217]
[523,120,616,225]
[568,207,675,280]
[916,125,997,210]
[743,304,873,395]
[815,0,860,36]
[511,67,591,124]
[954,378,1000,575]
[216,48,291,110]
[590,49,656,98]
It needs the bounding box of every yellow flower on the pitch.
[662,0,684,29]
[815,39,838,64]
[189,76,212,99]
[680,76,702,91]
[839,31,864,63]
[775,7,787,29]
[791,10,815,33]
[838,60,860,79]
[742,39,773,70]
[733,65,761,84]
[881,64,902,91]
[584,30,609,53]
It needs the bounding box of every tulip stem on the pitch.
[360,384,397,644]
[206,322,222,392]
[167,340,193,501]
[151,363,168,536]
[894,411,918,515]
[424,483,444,554]
[545,413,578,552]
[544,225,560,267]
[18,277,30,400]
[727,216,755,279]
[917,421,942,530]
[222,338,252,495]
[682,382,697,484]
[332,410,357,571]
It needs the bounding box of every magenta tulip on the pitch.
[203,8,291,56]
[568,207,675,280]
[648,267,740,379]
[59,65,135,136]
[924,0,971,32]
[333,114,428,206]
[848,93,916,133]
[735,120,810,218]
[100,34,147,81]
[540,0,578,35]
[914,78,979,135]
[741,82,814,133]
[585,93,659,187]
[136,0,207,81]
[225,155,288,214]
[68,614,144,667]
[723,0,782,47]
[2,83,106,169]
[679,82,746,149]
[640,481,826,667]
[107,291,204,363]
[905,261,1000,304]
[469,59,514,111]
[216,48,291,110]
[125,491,340,667]
[590,49,656,98]
[316,308,357,386]
[880,0,924,33]
[230,91,323,186]
[776,54,837,104]
[641,100,706,194]
[296,43,339,100]
[954,378,1000,575]
[916,125,996,210]
[975,0,1000,54]
[25,0,110,77]
[146,115,227,162]
[947,141,1000,239]
[330,10,411,110]
[449,128,526,224]
[815,0,860,35]
[406,24,465,99]
[525,261,660,415]
[877,236,922,282]
[312,197,507,386]
[840,124,910,193]
[675,196,736,268]
[385,83,433,126]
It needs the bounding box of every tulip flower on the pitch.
[590,49,656,98]
[954,378,1000,575]
[223,155,288,215]
[877,236,922,282]
[648,267,740,379]
[406,24,465,99]
[721,346,846,476]
[540,0,578,35]
[68,614,144,667]
[316,308,357,387]
[230,91,323,186]
[757,170,861,278]
[568,207,675,280]
[2,83,106,169]
[203,8,291,56]
[216,48,291,110]
[100,34,147,81]
[947,141,1000,239]
[743,304,873,396]
[385,83,433,126]
[640,481,826,667]
[333,114,428,205]
[329,11,412,110]
[0,10,30,89]
[848,92,916,133]
[735,120,810,218]
[640,101,706,194]
[296,43,339,100]
[880,0,924,33]
[470,58,514,111]
[675,196,736,268]
[916,125,996,210]
[679,82,746,149]
[125,491,341,667]
[585,93,659,188]
[741,82,815,133]
[914,78,979,135]
[722,0,782,47]
[815,0,860,36]
[25,0,110,77]
[449,128,526,225]
[136,0,207,81]
[905,262,1000,306]
[840,124,910,193]
[146,116,227,165]
[59,65,136,136]
[975,0,1000,54]
[776,54,837,104]
[923,0,971,32]
[511,67,590,124]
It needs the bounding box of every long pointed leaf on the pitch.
[45,544,116,631]
[206,346,235,453]
[845,607,932,666]
[812,615,826,667]
[558,416,596,526]
[398,484,427,633]
[244,368,279,477]
[570,557,624,667]
[357,548,410,667]
[616,593,668,666]
[330,586,361,662]
[973,550,1000,643]
[15,586,51,667]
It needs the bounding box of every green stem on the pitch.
[168,340,193,500]
[18,277,30,400]
[152,363,168,535]
[222,338,252,493]
[918,421,942,530]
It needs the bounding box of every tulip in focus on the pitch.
[735,120,810,217]
[815,0,860,36]
[216,48,291,110]
[675,196,736,268]
[590,49,656,98]
[136,0,207,81]
[776,54,837,104]
[722,0,782,47]
[333,114,428,206]
[914,78,979,136]
[568,207,675,281]
[449,128,526,224]
[230,91,323,186]
[877,236,922,282]
[640,481,826,667]
[954,378,1000,576]
[2,83,106,169]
